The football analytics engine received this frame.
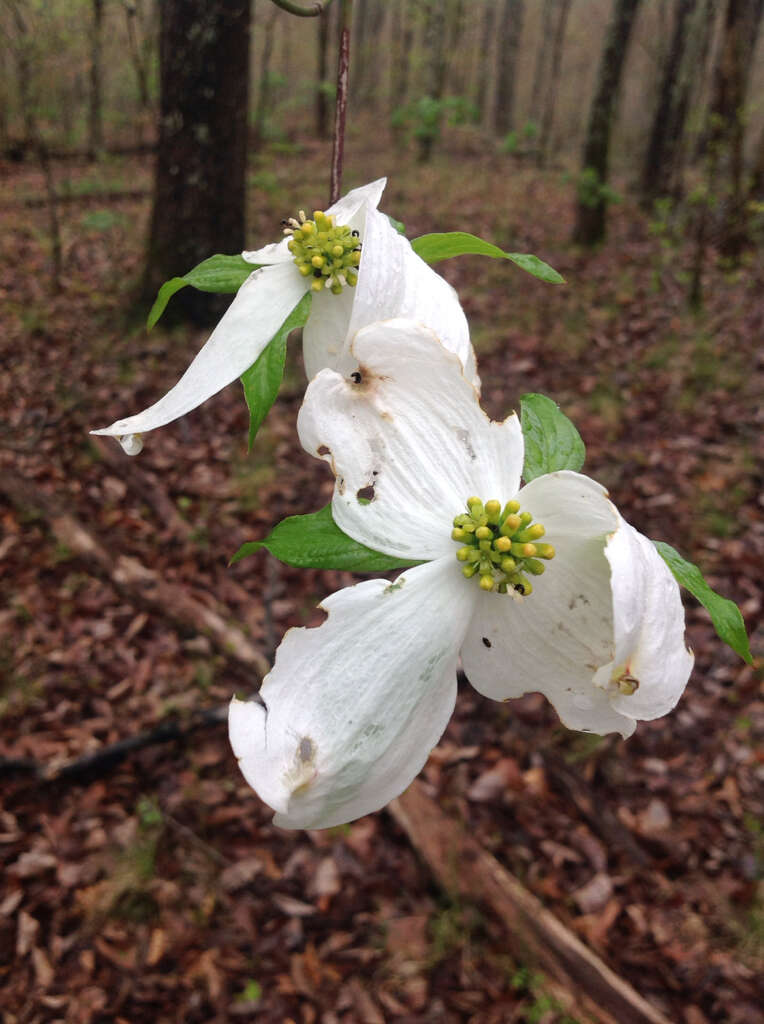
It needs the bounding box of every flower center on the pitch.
[452,497,555,595]
[283,209,361,295]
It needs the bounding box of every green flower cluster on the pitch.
[452,496,555,595]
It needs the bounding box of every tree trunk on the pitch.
[445,0,466,96]
[474,0,496,126]
[493,0,525,138]
[315,2,332,138]
[529,0,555,128]
[88,0,105,160]
[253,8,278,151]
[702,0,764,260]
[362,1,386,111]
[350,0,368,103]
[418,0,448,162]
[538,0,572,166]
[143,0,251,325]
[572,0,642,246]
[124,1,152,112]
[639,0,693,205]
[662,0,715,196]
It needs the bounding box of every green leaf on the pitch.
[240,292,312,449]
[520,393,586,481]
[653,541,753,664]
[230,504,422,572]
[387,215,406,235]
[147,254,257,329]
[410,232,565,284]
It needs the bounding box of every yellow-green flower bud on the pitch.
[535,543,556,560]
[500,514,522,536]
[484,499,501,523]
[524,558,545,575]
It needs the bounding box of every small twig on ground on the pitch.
[0,706,227,785]
[0,470,270,678]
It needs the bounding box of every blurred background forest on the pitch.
[1,1,762,1022]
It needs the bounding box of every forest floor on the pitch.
[1,130,762,1024]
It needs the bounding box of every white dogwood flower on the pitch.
[92,179,476,454]
[229,320,693,829]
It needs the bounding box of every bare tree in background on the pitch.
[143,0,251,324]
[538,0,572,166]
[698,0,764,261]
[123,0,156,115]
[87,0,105,160]
[315,1,332,138]
[390,0,414,118]
[528,0,555,129]
[445,0,466,97]
[493,0,524,138]
[573,0,642,246]
[660,0,715,197]
[253,6,278,150]
[474,0,496,126]
[639,0,694,206]
[418,0,447,162]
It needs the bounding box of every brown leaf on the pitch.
[9,849,57,878]
[572,872,614,914]
[467,757,521,802]
[220,856,263,892]
[271,893,316,917]
[16,910,39,957]
[31,946,55,989]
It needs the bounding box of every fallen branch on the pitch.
[90,436,193,541]
[390,780,671,1024]
[1,706,227,784]
[0,471,269,678]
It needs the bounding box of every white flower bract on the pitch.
[229,320,694,830]
[91,179,477,452]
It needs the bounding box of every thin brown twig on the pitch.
[329,0,352,205]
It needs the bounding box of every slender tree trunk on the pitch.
[572,0,642,246]
[0,46,8,150]
[124,1,151,111]
[390,0,414,146]
[538,0,572,166]
[88,0,105,160]
[143,0,252,324]
[445,0,466,96]
[418,0,448,162]
[350,0,368,102]
[362,1,386,111]
[8,2,62,291]
[529,0,555,127]
[254,8,278,150]
[639,0,693,205]
[749,122,764,199]
[475,0,496,126]
[315,3,332,138]
[493,0,525,138]
[663,0,715,196]
[702,0,764,260]
[11,0,36,147]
